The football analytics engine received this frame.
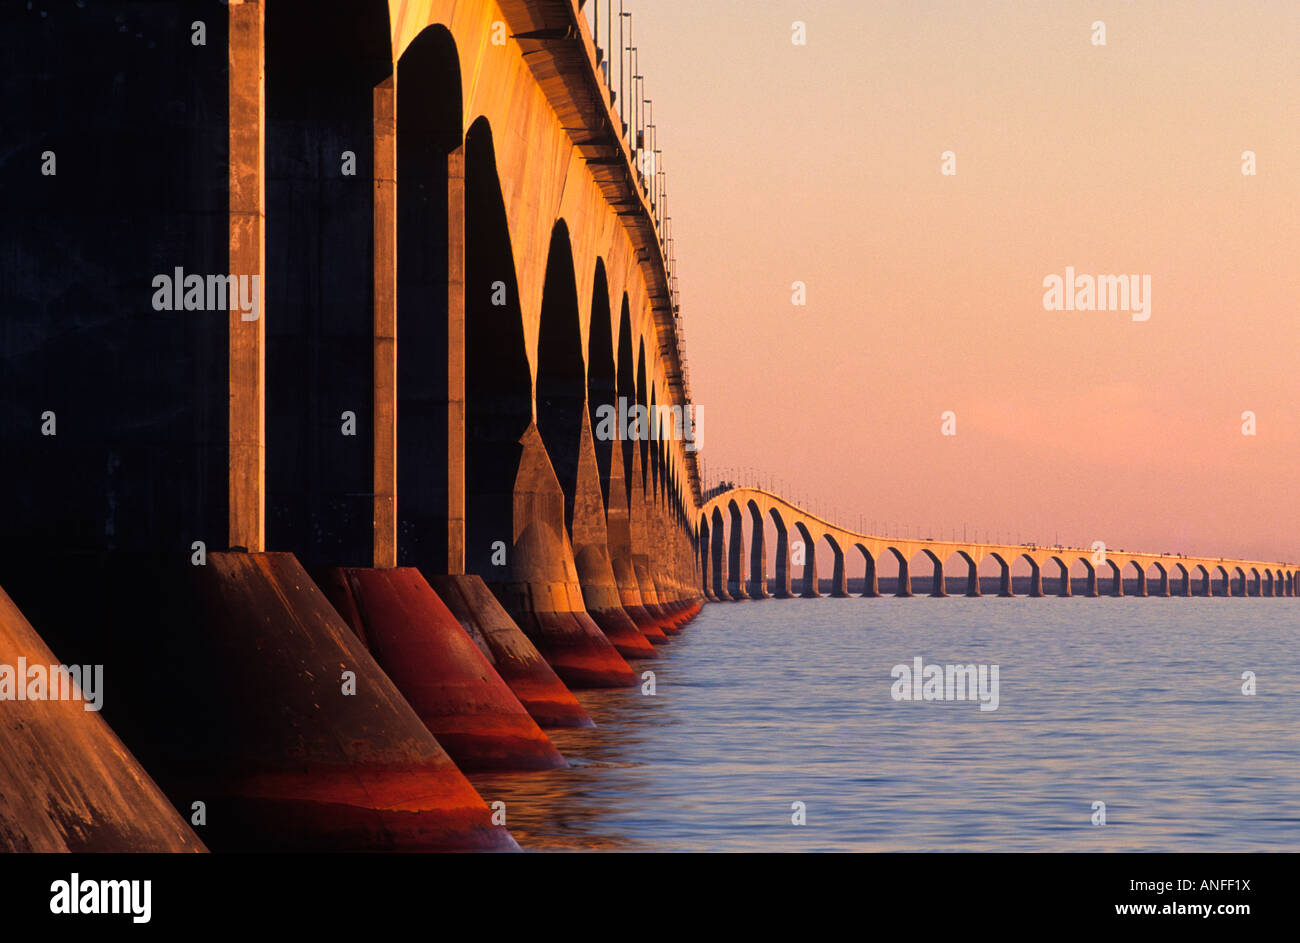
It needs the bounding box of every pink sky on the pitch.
[613,0,1300,563]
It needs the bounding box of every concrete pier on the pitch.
[320,566,567,772]
[0,587,205,853]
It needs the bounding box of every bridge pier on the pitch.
[862,551,881,597]
[830,548,850,597]
[709,508,729,600]
[56,553,515,850]
[727,503,748,600]
[965,557,982,597]
[610,451,668,644]
[772,528,794,598]
[1027,561,1043,598]
[319,566,566,771]
[429,574,591,727]
[800,539,821,598]
[895,556,913,598]
[929,556,947,598]
[997,559,1015,597]
[0,586,205,852]
[492,426,636,689]
[747,515,769,598]
[573,420,659,659]
[1055,559,1071,597]
[1108,562,1125,597]
[626,449,675,633]
[1134,568,1148,597]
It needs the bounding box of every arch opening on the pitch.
[462,117,531,575]
[266,0,395,567]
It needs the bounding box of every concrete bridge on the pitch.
[700,488,1297,600]
[0,0,702,853]
[1,0,1289,857]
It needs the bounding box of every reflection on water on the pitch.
[468,597,1300,852]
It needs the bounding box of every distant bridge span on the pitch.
[699,488,1297,600]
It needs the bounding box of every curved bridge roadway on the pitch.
[699,488,1297,600]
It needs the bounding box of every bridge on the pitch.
[700,488,1297,600]
[1,0,701,853]
[0,0,1290,857]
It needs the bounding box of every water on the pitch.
[469,597,1300,851]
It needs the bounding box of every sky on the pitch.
[588,0,1300,564]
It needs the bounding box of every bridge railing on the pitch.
[579,0,699,505]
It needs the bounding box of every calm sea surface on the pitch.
[469,597,1300,852]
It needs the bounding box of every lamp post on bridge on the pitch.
[619,7,630,141]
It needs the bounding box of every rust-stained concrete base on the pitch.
[644,599,682,635]
[497,426,636,689]
[27,552,516,852]
[500,589,639,689]
[429,574,592,728]
[320,566,566,772]
[586,604,659,659]
[624,603,671,645]
[0,585,205,853]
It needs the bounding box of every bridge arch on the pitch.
[1049,555,1072,597]
[394,27,472,572]
[747,499,769,598]
[535,220,585,536]
[587,259,616,509]
[535,221,636,635]
[709,506,727,600]
[727,498,747,600]
[1071,557,1100,597]
[1100,558,1123,597]
[822,534,849,597]
[697,512,713,600]
[792,521,819,597]
[920,548,949,598]
[1123,559,1147,597]
[1018,552,1044,597]
[855,544,880,598]
[953,550,982,597]
[264,0,395,569]
[985,551,1015,597]
[1193,563,1210,596]
[885,546,913,598]
[1144,561,1168,597]
[462,115,531,577]
[635,338,649,495]
[602,290,646,617]
[649,385,661,508]
[770,508,793,598]
[616,296,637,510]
